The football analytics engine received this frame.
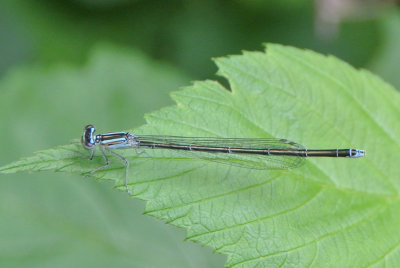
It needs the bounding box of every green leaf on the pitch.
[2,44,400,267]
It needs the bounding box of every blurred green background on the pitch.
[0,1,399,267]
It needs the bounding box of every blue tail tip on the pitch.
[351,149,366,158]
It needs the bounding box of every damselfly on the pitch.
[81,125,365,195]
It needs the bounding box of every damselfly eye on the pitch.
[82,125,96,148]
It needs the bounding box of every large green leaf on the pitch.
[2,44,400,267]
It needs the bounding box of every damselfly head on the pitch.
[82,124,96,149]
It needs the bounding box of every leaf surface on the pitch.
[2,44,400,267]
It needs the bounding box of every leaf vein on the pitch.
[230,204,387,267]
[188,188,323,241]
